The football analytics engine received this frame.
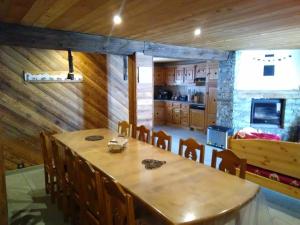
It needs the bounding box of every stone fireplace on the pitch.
[250,98,284,127]
[217,50,300,141]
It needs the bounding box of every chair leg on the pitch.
[50,175,56,203]
[235,212,241,225]
[44,169,49,194]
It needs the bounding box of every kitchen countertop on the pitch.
[154,99,205,106]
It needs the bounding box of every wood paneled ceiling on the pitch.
[1,0,300,50]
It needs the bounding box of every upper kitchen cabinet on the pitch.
[175,67,184,84]
[184,65,195,84]
[165,67,176,85]
[154,67,165,86]
[195,63,207,78]
[207,62,219,81]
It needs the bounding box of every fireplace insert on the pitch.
[250,99,285,127]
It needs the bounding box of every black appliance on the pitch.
[207,125,233,149]
[157,89,172,100]
[190,104,205,110]
[250,98,284,127]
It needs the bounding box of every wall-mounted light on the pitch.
[67,49,74,80]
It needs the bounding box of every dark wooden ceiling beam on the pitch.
[0,22,228,60]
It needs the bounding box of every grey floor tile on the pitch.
[6,167,69,225]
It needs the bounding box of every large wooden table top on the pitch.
[54,129,259,225]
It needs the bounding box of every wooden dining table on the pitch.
[53,128,259,225]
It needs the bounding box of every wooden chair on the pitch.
[65,147,81,224]
[151,130,172,151]
[178,138,205,163]
[79,159,105,225]
[136,125,150,143]
[211,149,247,179]
[52,140,70,220]
[102,177,136,225]
[40,131,57,203]
[118,121,132,137]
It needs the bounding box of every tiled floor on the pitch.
[154,125,300,225]
[6,166,68,225]
[5,126,300,225]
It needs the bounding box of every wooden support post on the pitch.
[0,143,8,225]
[128,54,137,137]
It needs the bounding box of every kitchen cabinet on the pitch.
[207,62,219,81]
[165,67,175,85]
[154,101,165,124]
[184,65,195,84]
[180,103,189,126]
[207,87,217,114]
[205,85,217,130]
[190,109,205,130]
[195,63,207,78]
[175,67,184,84]
[154,67,165,85]
[172,108,181,124]
[165,102,173,123]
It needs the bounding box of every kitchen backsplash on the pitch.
[154,85,206,99]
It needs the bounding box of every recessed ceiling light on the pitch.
[194,28,201,36]
[113,15,122,25]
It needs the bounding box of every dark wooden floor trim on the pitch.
[0,142,8,225]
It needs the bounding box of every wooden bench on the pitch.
[228,138,300,199]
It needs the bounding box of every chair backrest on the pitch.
[64,147,80,194]
[136,125,150,143]
[40,131,55,168]
[52,140,66,186]
[79,159,104,223]
[151,130,172,151]
[102,177,135,225]
[178,138,205,163]
[118,121,132,137]
[211,149,247,179]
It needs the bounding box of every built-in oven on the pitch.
[190,104,205,110]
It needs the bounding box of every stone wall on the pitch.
[216,50,300,141]
[233,90,300,141]
[216,51,235,128]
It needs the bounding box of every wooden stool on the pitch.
[211,149,247,179]
[178,138,205,163]
[151,130,172,151]
[136,125,150,143]
[118,121,132,137]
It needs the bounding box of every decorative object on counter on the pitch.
[85,135,104,141]
[142,159,166,169]
[108,137,128,153]
[157,89,172,100]
[192,92,204,103]
[24,71,83,82]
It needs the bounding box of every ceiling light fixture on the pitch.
[113,15,122,25]
[194,28,201,36]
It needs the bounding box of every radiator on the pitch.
[207,125,233,149]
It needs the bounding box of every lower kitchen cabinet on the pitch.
[165,105,173,123]
[154,102,165,124]
[190,109,205,130]
[172,108,181,124]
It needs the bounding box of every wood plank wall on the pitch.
[107,55,129,131]
[0,46,128,170]
[135,53,153,129]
